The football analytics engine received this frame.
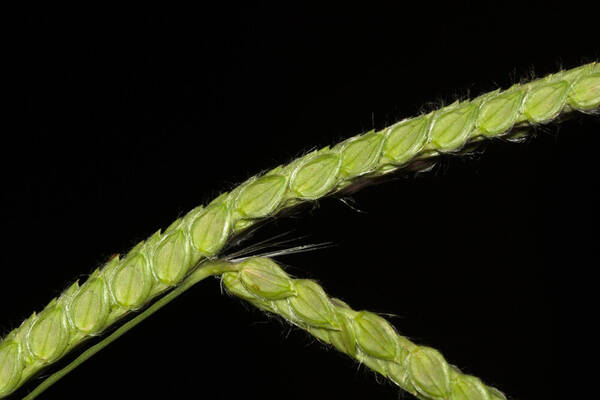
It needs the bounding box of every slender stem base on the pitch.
[23,260,239,400]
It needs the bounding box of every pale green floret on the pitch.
[28,307,68,362]
[110,254,151,309]
[476,89,526,136]
[339,131,384,177]
[523,81,570,123]
[239,257,296,300]
[427,102,479,151]
[326,312,357,356]
[153,230,190,285]
[291,153,341,198]
[0,342,21,396]
[288,280,339,328]
[271,295,296,320]
[387,360,417,394]
[408,347,451,400]
[190,203,230,254]
[450,374,491,400]
[234,175,288,218]
[353,311,397,360]
[69,278,108,334]
[221,271,256,301]
[568,73,600,110]
[382,114,430,164]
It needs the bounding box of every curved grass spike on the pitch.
[0,62,598,398]
[20,259,241,400]
[222,257,506,400]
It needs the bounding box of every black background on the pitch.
[1,4,598,399]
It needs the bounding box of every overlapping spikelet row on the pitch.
[223,257,506,400]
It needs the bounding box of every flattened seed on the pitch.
[0,343,21,395]
[387,361,416,393]
[240,257,295,300]
[28,308,68,362]
[291,154,341,199]
[477,90,525,135]
[111,255,151,309]
[328,313,357,356]
[191,204,229,255]
[222,272,257,301]
[272,298,295,320]
[153,230,190,285]
[70,278,108,334]
[429,103,478,151]
[235,174,287,218]
[523,81,569,123]
[353,311,397,360]
[568,73,600,110]
[383,115,430,164]
[341,132,383,176]
[289,280,338,328]
[408,347,451,399]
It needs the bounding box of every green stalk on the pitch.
[222,257,506,400]
[1,62,598,398]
